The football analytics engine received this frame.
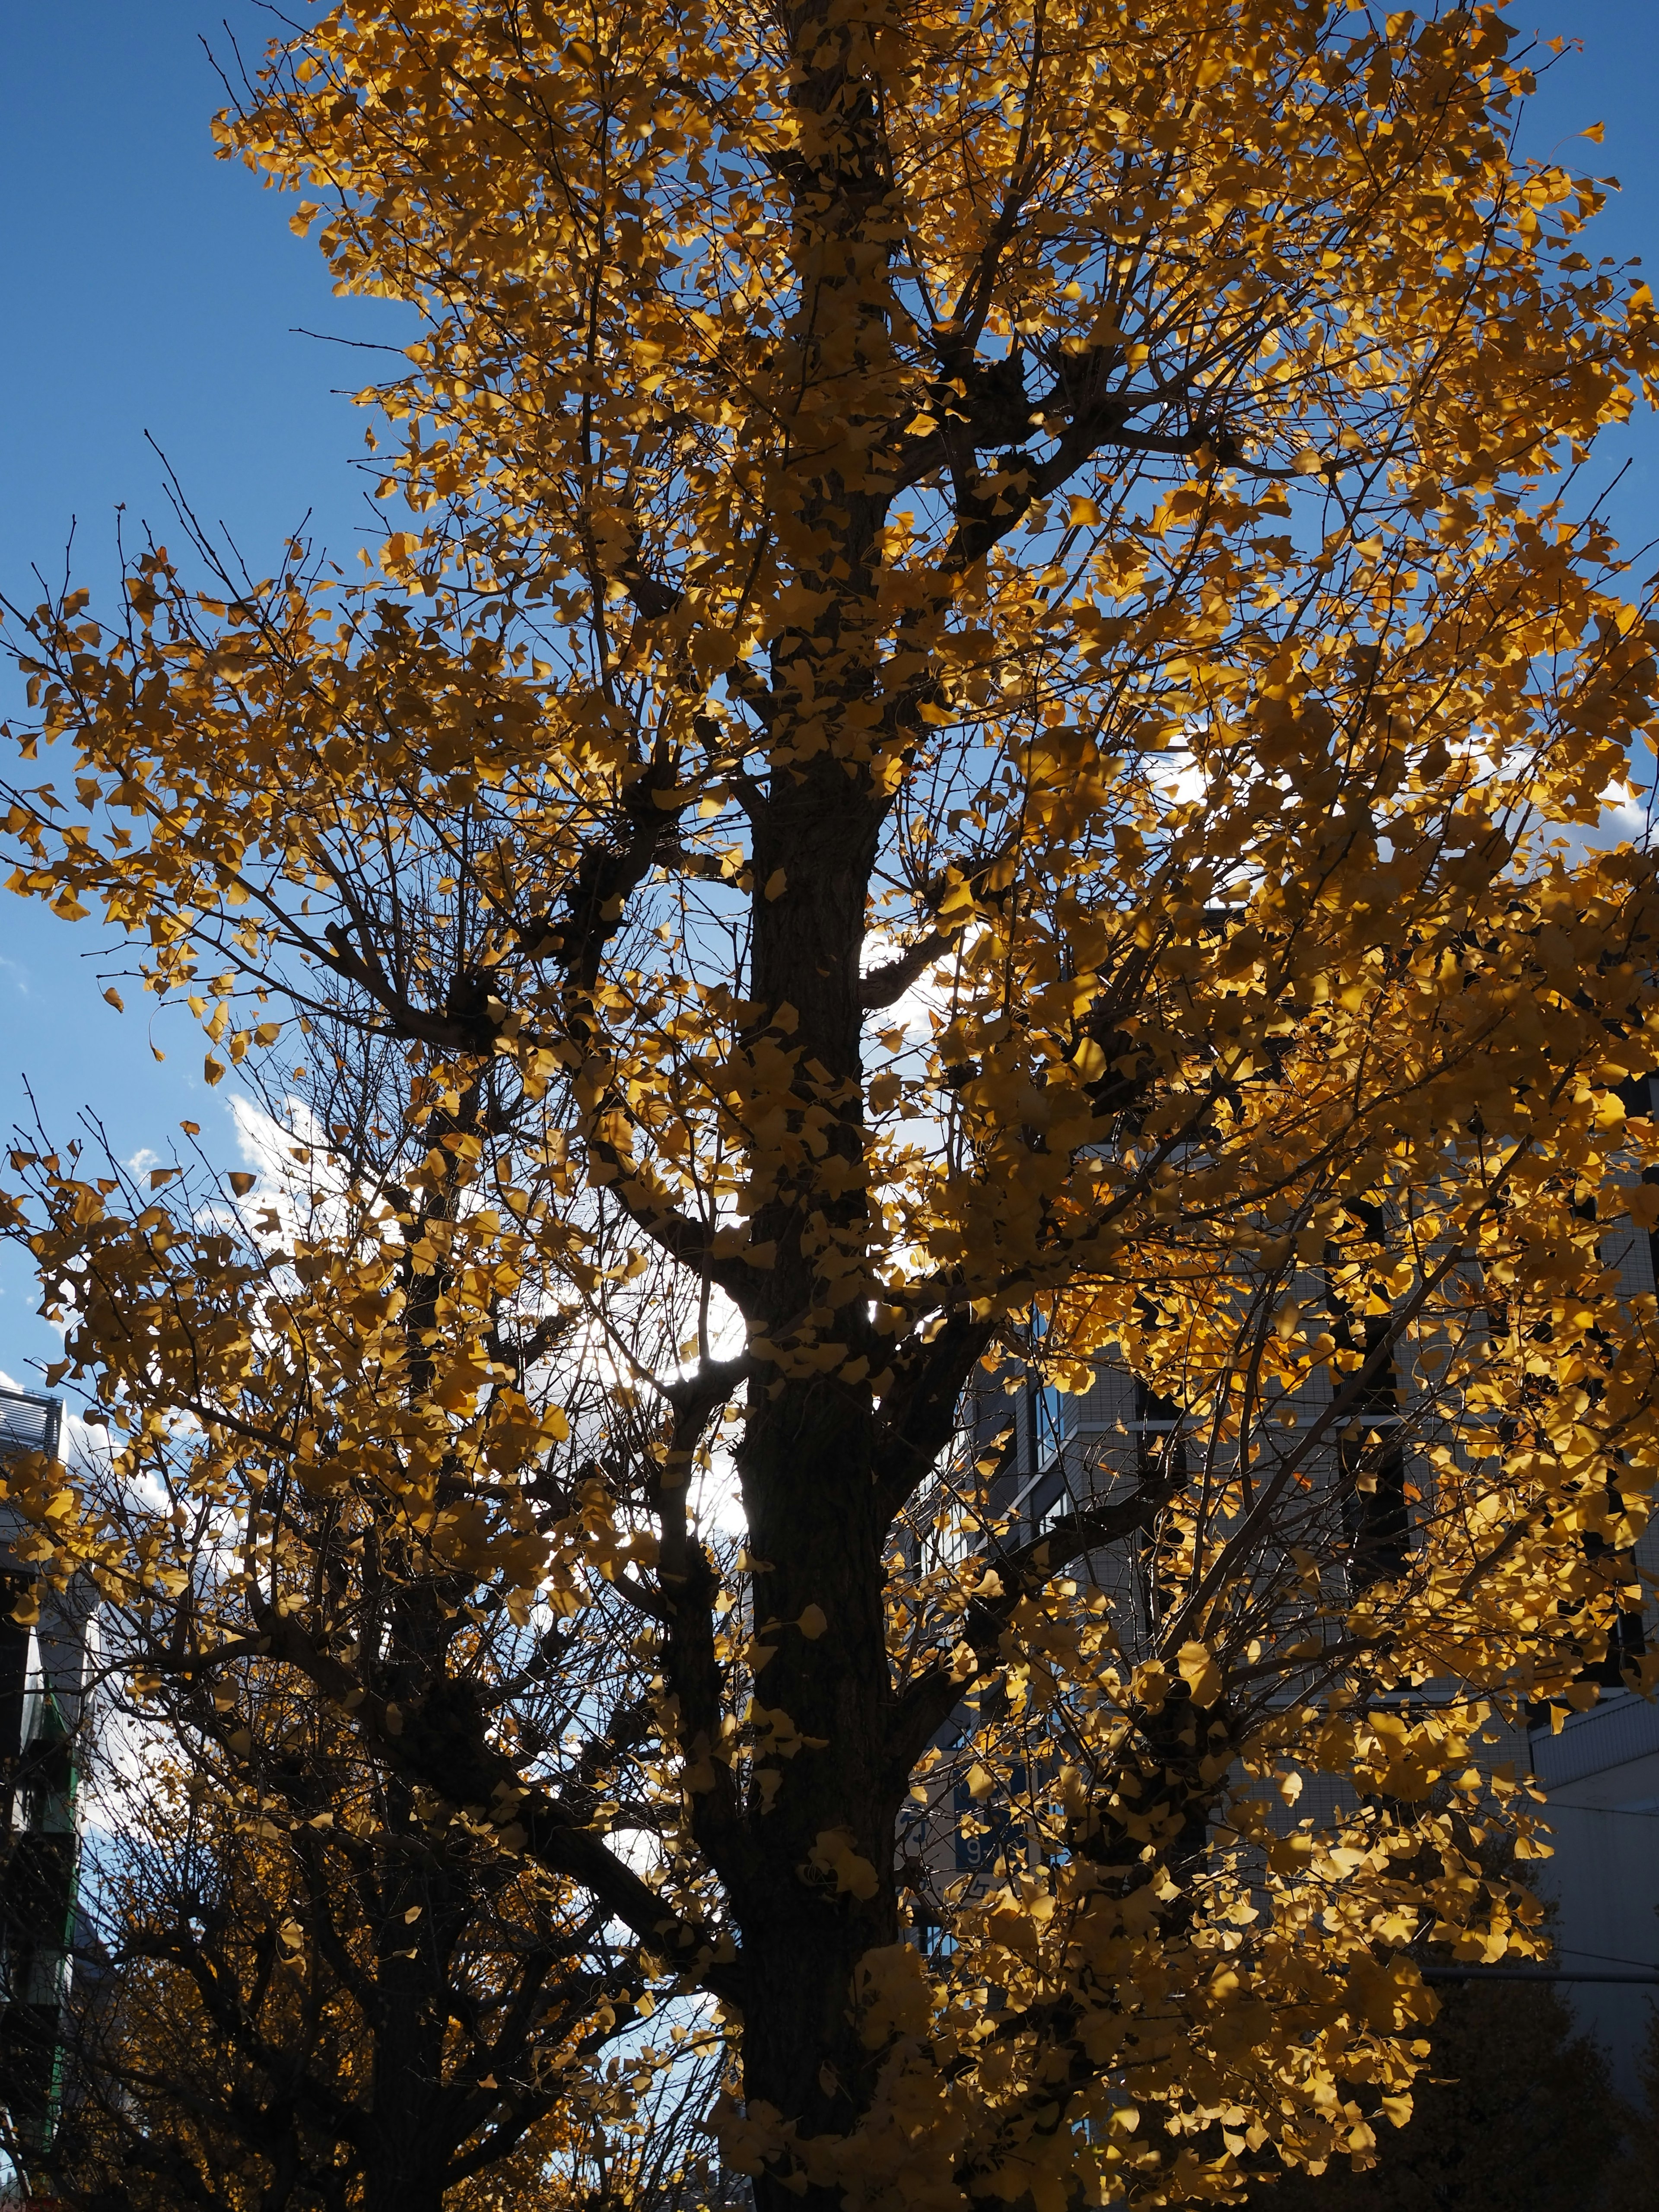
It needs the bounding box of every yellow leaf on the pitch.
[1177,1641,1223,1707]
[854,1943,933,2046]
[808,1828,880,1900]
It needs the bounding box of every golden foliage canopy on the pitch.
[5,2,1659,2207]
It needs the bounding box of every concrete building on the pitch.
[0,1386,91,2187]
[1529,1696,1659,2100]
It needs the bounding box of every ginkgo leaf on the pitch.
[1177,1642,1223,1707]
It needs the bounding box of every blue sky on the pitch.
[2,3,1657,1383]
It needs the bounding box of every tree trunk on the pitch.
[727,739,905,2204]
[361,1944,453,2212]
[735,1382,901,2208]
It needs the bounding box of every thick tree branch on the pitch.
[873,1311,998,1518]
[885,1478,1178,1782]
[861,929,950,1010]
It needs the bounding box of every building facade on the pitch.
[0,1387,91,2189]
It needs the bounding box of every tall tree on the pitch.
[5,3,1659,2207]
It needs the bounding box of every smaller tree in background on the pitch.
[1598,2005,1659,2212]
[45,1588,723,2212]
[1251,1977,1640,2212]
